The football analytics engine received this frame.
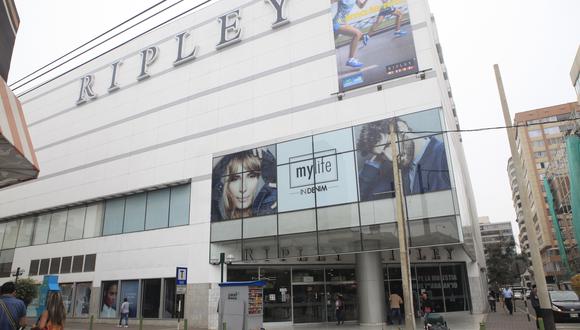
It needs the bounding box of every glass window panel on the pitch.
[101,281,119,318]
[210,240,242,263]
[405,190,456,220]
[0,223,5,249]
[16,217,35,247]
[242,236,277,261]
[72,255,84,273]
[49,257,61,274]
[318,227,361,255]
[65,207,86,241]
[169,185,190,227]
[103,199,125,236]
[228,268,259,282]
[260,268,292,322]
[60,283,74,317]
[441,264,468,312]
[2,221,19,249]
[408,216,460,247]
[277,136,313,165]
[314,152,358,207]
[313,128,354,154]
[120,280,139,318]
[60,256,72,274]
[317,204,359,231]
[47,210,67,243]
[84,203,104,238]
[416,266,444,312]
[163,278,177,318]
[146,188,170,230]
[361,223,398,251]
[243,215,277,239]
[278,232,317,258]
[326,267,356,282]
[291,268,324,283]
[74,282,92,318]
[359,199,396,225]
[141,279,161,318]
[277,160,316,212]
[39,259,50,275]
[0,249,14,277]
[210,220,241,242]
[84,254,96,272]
[123,194,146,233]
[278,209,316,235]
[29,260,39,276]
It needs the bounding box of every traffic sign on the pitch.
[176,267,188,286]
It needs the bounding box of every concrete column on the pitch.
[355,251,386,326]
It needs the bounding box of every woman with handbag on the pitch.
[35,292,66,330]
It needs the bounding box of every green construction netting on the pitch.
[567,135,580,257]
[544,177,571,275]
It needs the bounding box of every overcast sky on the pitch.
[8,0,580,244]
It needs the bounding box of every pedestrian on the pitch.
[502,287,514,315]
[36,291,66,330]
[118,298,129,328]
[488,289,497,312]
[335,294,345,325]
[421,291,433,317]
[0,281,27,330]
[530,285,541,329]
[388,291,403,325]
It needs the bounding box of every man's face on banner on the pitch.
[373,120,415,168]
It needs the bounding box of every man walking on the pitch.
[118,298,130,328]
[503,287,514,315]
[0,282,27,330]
[389,291,403,325]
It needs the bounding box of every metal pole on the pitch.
[494,64,556,329]
[220,252,225,283]
[390,123,416,330]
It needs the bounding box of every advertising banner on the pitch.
[74,282,92,318]
[101,281,118,318]
[120,280,139,318]
[211,108,451,223]
[330,0,418,92]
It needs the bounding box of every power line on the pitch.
[13,0,214,96]
[8,0,169,89]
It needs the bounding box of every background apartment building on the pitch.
[478,216,515,255]
[509,102,579,282]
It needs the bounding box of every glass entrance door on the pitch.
[292,268,326,323]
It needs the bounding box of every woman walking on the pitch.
[36,291,66,330]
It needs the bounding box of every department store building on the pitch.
[0,0,487,327]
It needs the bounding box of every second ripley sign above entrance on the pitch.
[75,0,419,105]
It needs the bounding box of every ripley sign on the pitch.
[75,0,290,105]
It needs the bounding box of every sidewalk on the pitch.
[484,299,536,330]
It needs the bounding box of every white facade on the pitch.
[0,0,486,326]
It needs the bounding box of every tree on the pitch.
[15,278,39,306]
[486,238,523,286]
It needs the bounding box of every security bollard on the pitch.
[538,317,545,330]
[222,322,227,330]
[89,315,94,330]
[479,321,485,330]
[139,316,144,330]
[184,319,188,330]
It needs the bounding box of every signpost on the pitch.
[176,267,187,330]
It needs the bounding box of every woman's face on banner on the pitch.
[104,284,117,307]
[226,163,260,210]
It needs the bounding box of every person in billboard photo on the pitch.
[211,147,277,221]
[332,0,369,68]
[365,1,406,39]
[101,282,117,318]
[356,116,450,201]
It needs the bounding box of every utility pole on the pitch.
[390,122,416,330]
[11,267,24,284]
[494,64,556,329]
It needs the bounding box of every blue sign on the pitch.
[176,267,188,286]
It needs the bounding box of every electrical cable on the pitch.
[8,0,169,89]
[13,0,213,96]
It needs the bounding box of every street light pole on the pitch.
[390,123,416,330]
[11,267,24,284]
[494,64,556,329]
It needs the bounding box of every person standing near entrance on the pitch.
[335,294,345,325]
[0,282,27,330]
[388,292,403,325]
[118,298,129,328]
[502,287,514,315]
[530,285,541,328]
